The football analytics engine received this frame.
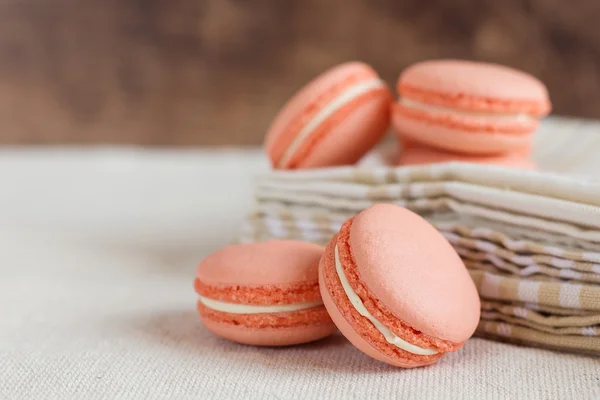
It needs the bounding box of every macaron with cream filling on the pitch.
[391,59,551,155]
[195,240,336,346]
[319,204,480,367]
[265,61,393,169]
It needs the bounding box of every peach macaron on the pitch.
[195,240,336,346]
[265,61,393,169]
[391,60,551,155]
[398,141,536,170]
[319,204,480,367]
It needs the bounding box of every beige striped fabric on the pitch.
[240,117,600,354]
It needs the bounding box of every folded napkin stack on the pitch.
[239,120,600,354]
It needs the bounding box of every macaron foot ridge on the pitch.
[197,301,332,330]
[202,317,337,347]
[194,278,321,305]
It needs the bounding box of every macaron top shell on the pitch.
[196,240,323,287]
[348,204,480,343]
[398,59,551,116]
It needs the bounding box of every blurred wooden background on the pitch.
[1,0,599,146]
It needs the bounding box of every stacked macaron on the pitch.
[263,59,551,170]
[194,205,481,368]
[392,60,551,169]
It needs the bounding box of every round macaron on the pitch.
[391,59,551,155]
[398,141,536,170]
[265,61,393,169]
[194,240,336,346]
[319,204,480,367]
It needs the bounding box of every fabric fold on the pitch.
[242,129,600,354]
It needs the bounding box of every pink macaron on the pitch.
[195,240,337,346]
[391,59,551,155]
[319,204,480,367]
[265,61,393,169]
[398,141,536,170]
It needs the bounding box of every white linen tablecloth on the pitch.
[1,139,599,399]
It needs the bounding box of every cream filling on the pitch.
[278,78,386,167]
[198,295,323,314]
[399,97,534,123]
[334,244,438,356]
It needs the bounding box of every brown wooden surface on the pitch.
[1,0,599,146]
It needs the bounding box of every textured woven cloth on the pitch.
[2,128,600,399]
[241,118,600,355]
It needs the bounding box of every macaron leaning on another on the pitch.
[195,240,337,346]
[391,59,551,155]
[319,204,480,367]
[398,140,537,170]
[265,61,393,169]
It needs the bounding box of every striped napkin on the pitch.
[239,117,600,355]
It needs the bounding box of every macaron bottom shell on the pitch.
[398,143,537,170]
[198,302,337,347]
[319,230,457,368]
[392,109,533,155]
